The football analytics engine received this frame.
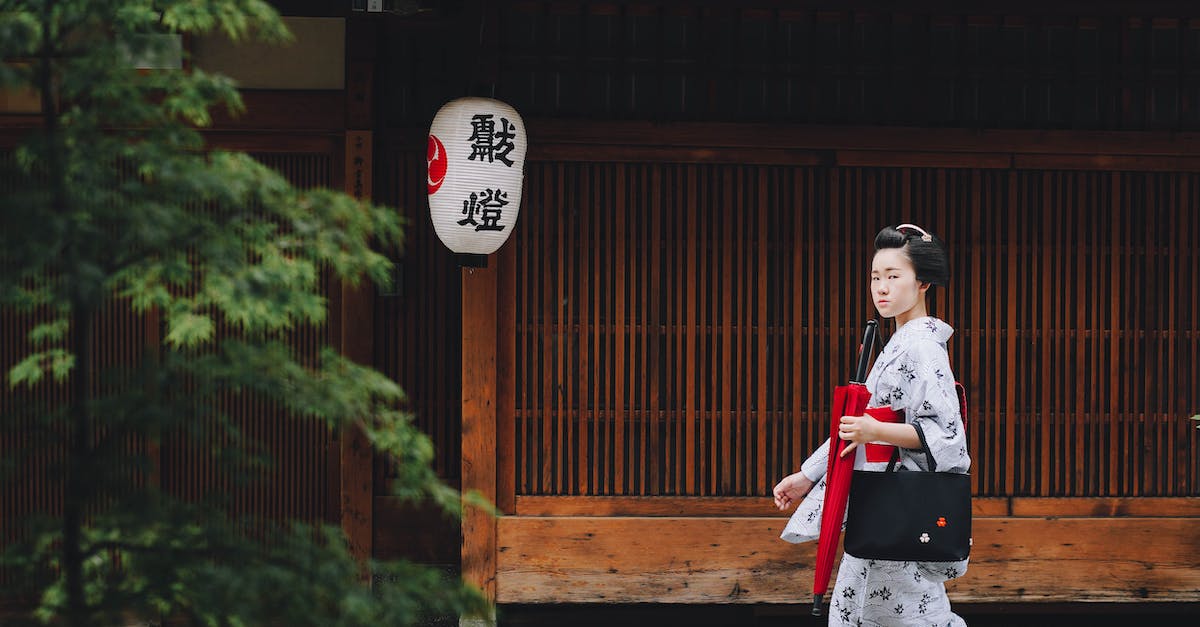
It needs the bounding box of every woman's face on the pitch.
[871,248,928,320]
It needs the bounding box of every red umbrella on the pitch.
[812,320,878,616]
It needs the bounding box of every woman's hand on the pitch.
[838,414,921,456]
[837,414,881,458]
[772,472,815,511]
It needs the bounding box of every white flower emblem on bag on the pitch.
[919,533,931,543]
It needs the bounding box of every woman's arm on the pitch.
[772,472,814,511]
[836,415,921,458]
[773,437,831,509]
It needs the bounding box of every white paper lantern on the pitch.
[427,97,527,259]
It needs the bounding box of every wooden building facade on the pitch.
[3,0,1199,614]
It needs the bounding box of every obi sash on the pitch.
[863,406,904,463]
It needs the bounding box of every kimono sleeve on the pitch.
[901,340,970,474]
[800,437,831,482]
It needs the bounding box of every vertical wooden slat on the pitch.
[741,167,751,493]
[731,167,743,494]
[594,164,606,494]
[649,165,662,495]
[1140,175,1152,496]
[1120,173,1134,495]
[1166,174,1178,495]
[1159,175,1171,495]
[1090,173,1103,496]
[513,166,523,493]
[995,170,1012,495]
[969,167,986,492]
[791,168,805,476]
[691,163,700,494]
[1039,171,1053,496]
[633,165,643,495]
[538,164,552,495]
[828,167,841,450]
[1175,174,1188,495]
[602,164,614,493]
[555,163,568,495]
[1058,171,1070,495]
[697,166,704,496]
[1076,173,1087,495]
[665,165,677,496]
[637,165,649,495]
[497,209,518,513]
[1107,171,1120,495]
[1019,170,1032,496]
[756,169,769,495]
[578,164,592,496]
[720,167,733,494]
[516,164,529,494]
[614,164,627,495]
[672,164,686,495]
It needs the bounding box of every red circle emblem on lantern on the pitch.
[427,134,448,195]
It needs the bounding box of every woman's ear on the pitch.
[918,281,931,294]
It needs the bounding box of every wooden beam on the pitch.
[529,144,828,166]
[201,131,343,154]
[496,516,1200,604]
[1013,154,1200,172]
[836,150,1013,169]
[521,121,1200,157]
[462,263,499,604]
[514,496,1008,517]
[512,496,1200,517]
[1009,497,1200,517]
[209,89,346,131]
[384,122,1200,169]
[470,121,1200,155]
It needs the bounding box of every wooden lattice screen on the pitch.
[1,149,341,580]
[508,163,1200,499]
[373,145,465,488]
[155,151,340,524]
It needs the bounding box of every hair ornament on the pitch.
[897,223,933,242]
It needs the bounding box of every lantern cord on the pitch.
[471,2,495,98]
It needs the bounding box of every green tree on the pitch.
[0,1,487,625]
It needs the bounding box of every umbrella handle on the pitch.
[851,319,878,383]
[812,593,824,616]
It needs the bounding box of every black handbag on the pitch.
[842,465,972,562]
[843,381,972,562]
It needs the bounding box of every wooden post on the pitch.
[339,129,375,563]
[461,262,498,626]
[338,15,378,566]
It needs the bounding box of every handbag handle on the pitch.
[885,448,902,473]
[884,383,969,473]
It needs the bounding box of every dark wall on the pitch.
[375,1,1200,131]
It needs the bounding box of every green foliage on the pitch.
[8,348,75,387]
[6,505,478,627]
[0,1,487,625]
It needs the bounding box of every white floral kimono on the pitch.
[781,316,971,627]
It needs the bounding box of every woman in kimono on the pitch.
[772,224,970,627]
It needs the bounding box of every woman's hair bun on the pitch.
[874,224,950,287]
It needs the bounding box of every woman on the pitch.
[773,224,970,626]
